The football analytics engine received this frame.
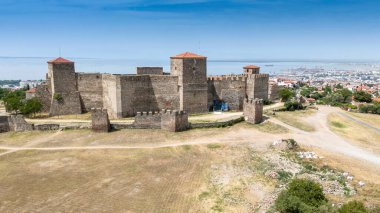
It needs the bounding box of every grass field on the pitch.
[328,113,380,155]
[246,121,289,134]
[344,111,380,129]
[273,109,316,132]
[0,147,212,212]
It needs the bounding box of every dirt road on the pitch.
[1,105,379,165]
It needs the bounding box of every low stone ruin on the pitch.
[133,109,189,132]
[243,98,263,124]
[0,115,34,133]
[91,108,111,132]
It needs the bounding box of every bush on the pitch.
[263,99,273,105]
[20,98,42,117]
[279,88,295,102]
[354,91,372,103]
[284,100,304,111]
[339,201,368,213]
[275,179,327,213]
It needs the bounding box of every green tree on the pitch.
[275,179,327,213]
[3,93,24,114]
[279,88,294,102]
[21,98,42,117]
[0,88,9,100]
[285,100,304,111]
[354,91,372,103]
[339,201,368,213]
[339,89,353,103]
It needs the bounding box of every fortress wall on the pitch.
[35,83,52,113]
[161,109,189,132]
[119,75,180,117]
[133,111,162,129]
[207,76,247,110]
[136,67,163,75]
[150,75,180,110]
[102,74,122,119]
[247,74,269,100]
[77,73,104,112]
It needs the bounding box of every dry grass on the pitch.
[344,111,380,129]
[328,113,380,155]
[0,147,213,212]
[273,109,316,132]
[246,121,289,134]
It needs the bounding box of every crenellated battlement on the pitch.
[161,109,187,116]
[136,111,161,117]
[207,75,247,81]
[247,73,269,79]
[244,98,263,105]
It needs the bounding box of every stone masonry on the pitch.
[243,98,263,124]
[161,109,189,132]
[91,108,111,132]
[36,52,269,119]
[0,116,10,133]
[133,109,189,132]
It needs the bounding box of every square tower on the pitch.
[47,57,82,116]
[170,52,208,113]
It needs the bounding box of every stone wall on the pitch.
[136,67,163,75]
[7,115,34,132]
[0,116,10,133]
[161,109,189,132]
[247,74,269,100]
[207,75,247,110]
[102,74,122,119]
[120,75,179,117]
[91,108,110,132]
[268,82,279,101]
[35,83,52,113]
[243,98,263,124]
[77,73,104,112]
[49,92,82,116]
[34,124,60,131]
[133,111,162,129]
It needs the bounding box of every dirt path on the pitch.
[1,105,379,165]
[270,106,380,165]
[337,111,380,133]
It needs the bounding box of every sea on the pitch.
[0,57,379,80]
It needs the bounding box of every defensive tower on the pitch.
[170,52,208,113]
[48,57,82,116]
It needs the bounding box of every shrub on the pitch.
[279,88,295,102]
[275,179,327,213]
[339,201,368,213]
[20,98,42,117]
[284,100,304,111]
[263,99,273,105]
[353,91,372,103]
[53,93,63,102]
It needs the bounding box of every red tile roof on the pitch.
[244,65,260,69]
[48,57,74,63]
[26,88,36,93]
[170,52,206,59]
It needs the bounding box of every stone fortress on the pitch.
[36,52,270,119]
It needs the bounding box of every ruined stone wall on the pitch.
[119,75,179,117]
[136,67,163,75]
[0,116,10,133]
[7,115,34,132]
[102,74,122,119]
[91,108,110,132]
[77,73,104,112]
[243,98,263,124]
[246,74,269,100]
[171,58,208,113]
[133,111,161,129]
[207,75,247,110]
[161,109,189,132]
[35,83,52,113]
[269,82,279,101]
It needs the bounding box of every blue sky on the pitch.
[0,0,380,60]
